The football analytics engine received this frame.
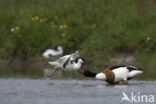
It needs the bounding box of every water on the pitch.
[0,79,156,104]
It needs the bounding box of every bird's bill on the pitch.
[77,69,85,74]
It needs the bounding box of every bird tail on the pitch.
[128,70,143,78]
[127,66,144,71]
[48,62,58,66]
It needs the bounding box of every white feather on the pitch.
[43,46,63,58]
[128,70,143,78]
[112,67,129,82]
[112,66,143,82]
[62,59,84,71]
[47,51,83,77]
[95,73,106,80]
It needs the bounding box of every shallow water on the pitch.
[0,79,156,104]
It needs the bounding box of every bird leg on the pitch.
[119,80,128,85]
[44,68,59,78]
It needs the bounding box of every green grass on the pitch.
[0,0,156,79]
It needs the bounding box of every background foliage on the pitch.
[0,0,155,78]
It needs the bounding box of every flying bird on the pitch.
[42,46,63,58]
[45,51,84,77]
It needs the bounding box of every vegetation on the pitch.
[0,0,155,79]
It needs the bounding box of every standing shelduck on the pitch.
[42,46,63,58]
[78,66,143,84]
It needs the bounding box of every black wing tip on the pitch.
[127,66,144,71]
[109,65,144,71]
[109,65,126,70]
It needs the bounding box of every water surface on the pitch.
[0,79,156,104]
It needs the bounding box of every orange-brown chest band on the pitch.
[103,69,115,83]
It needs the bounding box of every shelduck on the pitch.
[78,65,143,84]
[46,51,84,77]
[42,46,63,58]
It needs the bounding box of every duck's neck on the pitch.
[78,69,97,77]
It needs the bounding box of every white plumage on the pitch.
[112,67,143,83]
[79,65,143,84]
[42,46,63,58]
[95,73,106,80]
[45,51,84,77]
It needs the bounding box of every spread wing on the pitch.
[55,55,70,64]
[48,51,80,69]
[70,51,80,60]
[63,51,80,68]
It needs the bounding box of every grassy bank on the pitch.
[0,0,156,79]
